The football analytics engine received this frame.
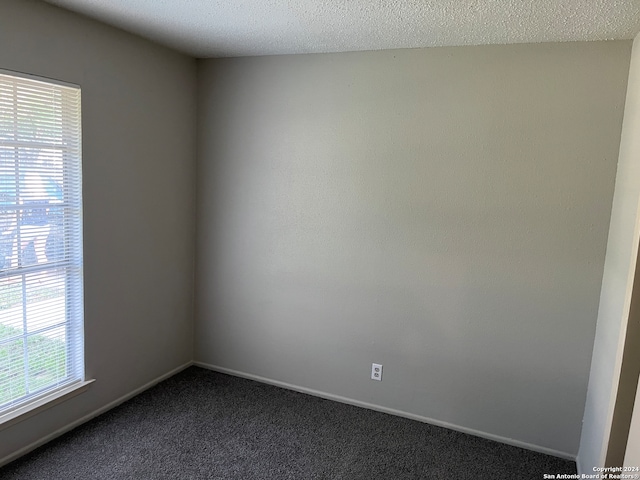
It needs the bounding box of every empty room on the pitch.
[1,0,640,478]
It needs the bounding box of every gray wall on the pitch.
[0,0,196,462]
[579,35,640,472]
[195,42,631,456]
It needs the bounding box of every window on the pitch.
[0,71,84,419]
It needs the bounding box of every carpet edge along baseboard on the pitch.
[193,361,576,462]
[0,361,193,468]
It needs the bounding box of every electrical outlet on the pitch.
[371,363,383,381]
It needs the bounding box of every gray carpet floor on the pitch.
[1,367,577,479]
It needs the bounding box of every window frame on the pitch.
[0,69,90,427]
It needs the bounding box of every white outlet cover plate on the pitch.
[371,363,383,381]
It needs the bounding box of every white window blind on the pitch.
[0,71,84,416]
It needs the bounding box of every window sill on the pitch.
[0,380,95,431]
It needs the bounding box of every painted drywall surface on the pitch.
[0,0,196,461]
[195,42,630,456]
[624,374,640,468]
[606,235,640,467]
[579,35,640,472]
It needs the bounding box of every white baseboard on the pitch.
[0,361,193,468]
[2,360,577,468]
[194,361,577,462]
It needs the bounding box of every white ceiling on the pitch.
[43,0,640,58]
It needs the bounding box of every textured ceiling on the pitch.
[43,0,640,58]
